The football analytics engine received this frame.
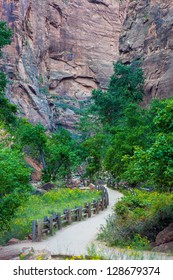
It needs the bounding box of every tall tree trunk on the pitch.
[38,146,47,170]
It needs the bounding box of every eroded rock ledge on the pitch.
[120,0,173,103]
[0,0,128,129]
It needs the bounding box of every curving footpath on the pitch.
[0,187,123,258]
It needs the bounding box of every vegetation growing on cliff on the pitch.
[0,21,17,125]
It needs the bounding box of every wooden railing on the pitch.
[32,186,109,242]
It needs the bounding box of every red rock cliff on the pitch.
[120,0,173,102]
[0,0,127,129]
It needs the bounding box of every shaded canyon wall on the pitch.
[120,0,173,102]
[0,0,128,129]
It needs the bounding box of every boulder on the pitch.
[88,183,96,189]
[72,179,81,187]
[153,241,173,253]
[32,188,46,195]
[42,182,55,191]
[156,223,173,246]
[19,247,51,260]
[7,238,21,246]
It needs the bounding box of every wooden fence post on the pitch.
[96,200,99,214]
[107,192,109,206]
[44,216,48,222]
[78,206,82,221]
[32,220,37,242]
[57,213,62,230]
[104,195,107,208]
[106,192,109,206]
[49,215,53,235]
[93,200,96,214]
[101,197,104,210]
[75,207,79,221]
[74,206,77,221]
[67,209,72,224]
[88,203,91,218]
[37,220,43,241]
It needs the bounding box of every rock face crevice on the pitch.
[1,1,173,128]
[0,0,128,129]
[120,0,173,102]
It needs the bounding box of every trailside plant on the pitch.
[98,190,173,250]
[0,188,102,245]
[0,146,32,232]
[123,99,173,190]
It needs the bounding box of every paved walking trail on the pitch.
[0,187,123,258]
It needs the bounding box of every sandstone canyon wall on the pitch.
[0,0,127,130]
[120,0,173,102]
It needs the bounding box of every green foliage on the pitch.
[0,188,102,244]
[42,129,81,182]
[82,133,107,179]
[79,61,147,183]
[123,99,173,190]
[92,61,144,125]
[130,234,150,250]
[123,134,173,190]
[103,103,153,180]
[0,22,17,125]
[154,98,173,132]
[16,120,47,149]
[79,109,102,139]
[14,119,47,169]
[98,190,173,249]
[13,121,83,183]
[0,93,17,125]
[0,20,12,57]
[0,146,31,231]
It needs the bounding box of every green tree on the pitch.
[123,99,173,190]
[0,21,12,57]
[92,61,144,125]
[0,146,31,230]
[15,120,47,169]
[43,129,81,182]
[79,62,146,181]
[103,103,153,181]
[82,133,107,179]
[0,21,17,125]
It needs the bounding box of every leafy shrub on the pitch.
[0,147,31,231]
[98,190,173,249]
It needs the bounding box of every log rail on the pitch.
[32,186,109,242]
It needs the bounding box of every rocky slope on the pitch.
[120,0,173,103]
[0,0,128,129]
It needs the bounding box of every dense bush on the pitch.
[0,147,31,231]
[123,99,173,190]
[98,190,173,250]
[92,61,144,125]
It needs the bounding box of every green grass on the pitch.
[0,188,102,244]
